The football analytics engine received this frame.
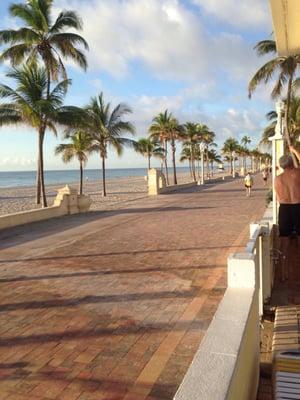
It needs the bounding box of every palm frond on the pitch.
[50,11,83,34]
[248,58,281,98]
[254,40,277,56]
[51,33,89,51]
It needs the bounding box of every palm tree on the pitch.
[85,92,135,197]
[198,124,216,177]
[182,122,202,181]
[0,63,73,207]
[133,138,164,170]
[261,97,300,146]
[222,137,239,174]
[55,130,92,195]
[248,39,300,156]
[260,111,277,146]
[149,110,173,185]
[0,0,88,84]
[166,117,182,185]
[180,146,193,178]
[207,149,221,176]
[241,135,251,170]
[0,0,88,202]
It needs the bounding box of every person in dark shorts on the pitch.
[274,148,300,278]
[244,172,253,196]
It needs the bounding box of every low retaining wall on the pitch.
[148,168,227,195]
[174,206,274,400]
[0,185,92,230]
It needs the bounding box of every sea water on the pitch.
[0,167,193,188]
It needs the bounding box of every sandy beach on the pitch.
[0,171,201,216]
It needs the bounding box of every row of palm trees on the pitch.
[134,114,217,185]
[222,136,271,175]
[54,110,218,197]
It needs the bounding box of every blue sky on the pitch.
[0,0,274,171]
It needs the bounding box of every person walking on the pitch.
[244,172,253,197]
[262,168,268,186]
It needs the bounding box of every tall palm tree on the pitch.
[180,146,193,178]
[248,39,300,156]
[0,0,88,83]
[166,116,182,185]
[0,63,73,207]
[199,125,216,177]
[241,135,251,170]
[260,110,277,146]
[0,0,89,202]
[149,110,174,185]
[182,122,202,181]
[85,92,135,197]
[133,138,164,170]
[261,96,300,146]
[207,149,221,176]
[222,137,239,174]
[55,130,92,195]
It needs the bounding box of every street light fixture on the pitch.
[199,142,206,185]
[232,151,236,178]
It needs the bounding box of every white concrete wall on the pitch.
[0,205,66,230]
[0,186,92,230]
[174,288,259,400]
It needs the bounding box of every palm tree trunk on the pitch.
[171,139,177,185]
[36,147,41,205]
[191,151,196,182]
[164,140,169,185]
[230,156,233,174]
[79,160,83,195]
[197,158,200,178]
[101,155,106,197]
[148,155,151,170]
[38,129,47,208]
[189,160,192,177]
[206,156,209,178]
[285,74,298,166]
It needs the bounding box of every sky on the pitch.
[0,0,275,171]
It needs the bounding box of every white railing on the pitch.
[174,205,275,400]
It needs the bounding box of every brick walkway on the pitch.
[0,177,267,400]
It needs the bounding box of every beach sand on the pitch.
[0,171,203,216]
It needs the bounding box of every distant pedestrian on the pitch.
[244,172,253,197]
[262,168,268,186]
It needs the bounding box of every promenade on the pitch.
[0,177,267,400]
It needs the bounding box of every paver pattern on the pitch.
[0,177,267,399]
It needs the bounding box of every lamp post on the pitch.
[232,151,236,178]
[199,142,206,185]
[269,100,285,224]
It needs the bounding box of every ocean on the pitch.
[0,167,192,188]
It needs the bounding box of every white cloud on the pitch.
[56,0,263,83]
[0,156,36,167]
[192,0,271,30]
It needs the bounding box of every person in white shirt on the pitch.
[244,172,253,197]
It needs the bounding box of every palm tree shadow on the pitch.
[0,205,215,251]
